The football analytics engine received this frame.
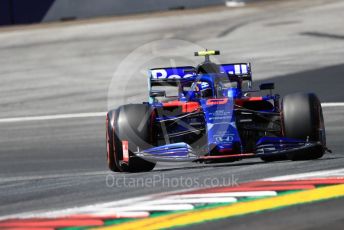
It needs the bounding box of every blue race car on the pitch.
[106,50,329,172]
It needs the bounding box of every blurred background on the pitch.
[1,0,243,25]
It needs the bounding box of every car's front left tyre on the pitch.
[106,104,156,172]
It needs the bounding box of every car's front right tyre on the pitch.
[282,92,326,160]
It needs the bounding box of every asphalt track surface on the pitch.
[0,0,344,228]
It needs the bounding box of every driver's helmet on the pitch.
[194,81,213,98]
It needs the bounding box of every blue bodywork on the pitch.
[132,63,322,162]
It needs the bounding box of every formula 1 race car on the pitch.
[106,50,329,172]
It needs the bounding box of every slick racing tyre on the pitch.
[106,104,156,172]
[282,93,326,160]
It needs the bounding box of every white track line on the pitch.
[96,204,195,212]
[68,211,150,218]
[0,196,153,220]
[0,171,108,183]
[263,168,344,181]
[0,112,107,123]
[0,102,342,124]
[168,191,277,199]
[321,102,344,107]
[147,197,237,204]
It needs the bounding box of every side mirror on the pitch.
[150,90,166,98]
[259,83,274,91]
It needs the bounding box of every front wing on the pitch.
[132,137,324,163]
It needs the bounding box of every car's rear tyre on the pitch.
[282,93,326,160]
[106,104,156,172]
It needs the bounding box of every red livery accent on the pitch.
[162,101,200,113]
[206,98,229,106]
[235,97,263,106]
[122,140,129,163]
[218,148,233,153]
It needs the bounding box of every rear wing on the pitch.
[220,63,252,81]
[149,66,196,86]
[147,63,252,97]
